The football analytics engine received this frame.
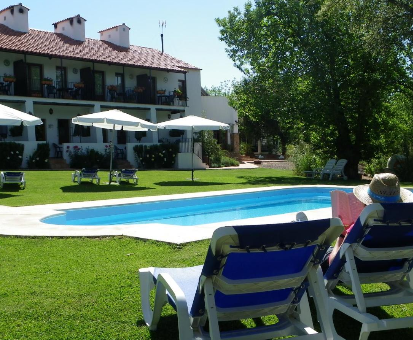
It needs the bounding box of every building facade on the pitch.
[0,3,220,168]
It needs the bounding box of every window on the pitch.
[115,73,124,92]
[56,67,67,89]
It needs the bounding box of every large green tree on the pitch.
[217,0,413,178]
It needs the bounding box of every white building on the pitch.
[0,3,237,169]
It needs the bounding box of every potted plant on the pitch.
[74,82,84,88]
[134,86,145,93]
[41,77,53,85]
[173,89,182,97]
[107,85,117,91]
[3,74,16,83]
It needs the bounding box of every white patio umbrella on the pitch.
[0,103,42,126]
[157,115,229,181]
[72,109,157,183]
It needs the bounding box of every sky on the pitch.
[19,0,247,88]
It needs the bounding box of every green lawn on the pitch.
[0,168,365,207]
[1,169,412,339]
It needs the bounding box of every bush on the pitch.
[133,144,179,169]
[363,154,388,177]
[287,143,324,176]
[240,142,252,156]
[0,142,24,169]
[221,156,239,167]
[67,145,112,169]
[27,143,50,169]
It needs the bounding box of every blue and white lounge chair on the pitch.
[71,168,100,185]
[140,219,344,340]
[113,169,138,185]
[325,203,413,339]
[0,171,25,189]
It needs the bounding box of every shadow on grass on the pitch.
[0,193,19,200]
[238,175,366,186]
[0,184,24,193]
[61,183,154,193]
[137,314,251,339]
[154,181,229,187]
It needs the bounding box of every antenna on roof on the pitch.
[159,20,166,54]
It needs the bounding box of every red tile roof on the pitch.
[0,24,199,72]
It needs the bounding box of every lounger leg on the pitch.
[308,267,342,340]
[359,324,371,340]
[204,278,221,340]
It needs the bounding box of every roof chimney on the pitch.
[99,23,130,48]
[53,14,86,42]
[0,3,29,33]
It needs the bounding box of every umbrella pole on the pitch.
[192,127,194,181]
[109,126,115,184]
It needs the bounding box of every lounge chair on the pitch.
[113,169,138,185]
[140,219,344,340]
[71,168,100,185]
[0,171,25,189]
[304,159,336,179]
[318,159,337,179]
[325,203,413,339]
[328,159,347,180]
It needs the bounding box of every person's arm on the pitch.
[328,232,346,265]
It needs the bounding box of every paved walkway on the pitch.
[0,185,343,244]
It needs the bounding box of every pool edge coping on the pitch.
[0,185,353,243]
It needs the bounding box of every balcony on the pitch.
[0,77,187,107]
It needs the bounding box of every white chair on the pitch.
[324,203,413,339]
[140,218,344,340]
[113,169,138,185]
[0,171,25,189]
[328,159,347,180]
[71,168,100,185]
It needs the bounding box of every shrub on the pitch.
[221,156,239,167]
[133,144,179,169]
[67,146,112,169]
[287,143,324,176]
[27,143,50,169]
[0,142,24,169]
[240,142,252,156]
[363,154,388,177]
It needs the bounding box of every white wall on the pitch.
[201,96,237,126]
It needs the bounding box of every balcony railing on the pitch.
[0,76,187,107]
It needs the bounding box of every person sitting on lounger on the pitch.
[321,173,413,272]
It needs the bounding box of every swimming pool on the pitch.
[42,187,352,226]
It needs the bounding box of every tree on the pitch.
[216,0,413,178]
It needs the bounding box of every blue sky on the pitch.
[19,0,247,88]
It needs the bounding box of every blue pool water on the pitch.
[43,187,352,226]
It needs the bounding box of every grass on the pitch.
[1,168,412,339]
[0,168,369,207]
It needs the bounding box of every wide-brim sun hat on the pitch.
[353,173,413,205]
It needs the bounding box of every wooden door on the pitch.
[94,71,105,101]
[80,67,93,100]
[28,64,42,97]
[136,74,156,104]
[58,119,70,144]
[13,60,28,96]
